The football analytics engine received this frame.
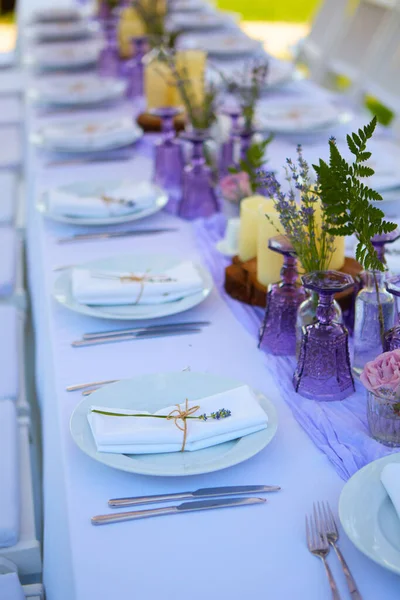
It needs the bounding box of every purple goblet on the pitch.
[238,127,254,163]
[179,130,220,220]
[98,18,120,78]
[293,271,355,401]
[219,106,241,177]
[259,236,306,356]
[122,36,148,98]
[151,107,184,214]
[372,229,400,266]
[384,274,400,350]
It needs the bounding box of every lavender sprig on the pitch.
[91,408,232,421]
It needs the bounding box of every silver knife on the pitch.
[109,485,280,508]
[46,155,133,167]
[83,321,211,340]
[72,328,202,347]
[92,497,266,525]
[58,228,178,244]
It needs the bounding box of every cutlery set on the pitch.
[57,227,178,244]
[306,502,362,599]
[92,485,280,525]
[71,320,210,348]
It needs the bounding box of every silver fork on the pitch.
[317,502,362,600]
[306,511,342,600]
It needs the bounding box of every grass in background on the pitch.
[217,0,321,21]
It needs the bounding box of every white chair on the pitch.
[297,0,351,80]
[327,0,398,82]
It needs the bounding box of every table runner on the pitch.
[194,214,400,480]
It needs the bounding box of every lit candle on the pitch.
[239,196,274,262]
[257,201,283,286]
[118,7,146,59]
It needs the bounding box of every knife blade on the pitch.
[83,320,211,340]
[72,327,202,347]
[108,485,280,508]
[92,497,266,525]
[58,228,178,244]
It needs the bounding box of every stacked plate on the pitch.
[25,41,101,70]
[25,20,99,42]
[28,76,126,108]
[31,117,143,153]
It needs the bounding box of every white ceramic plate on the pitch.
[192,35,260,58]
[169,11,225,30]
[28,75,126,107]
[25,41,101,70]
[70,372,278,476]
[28,7,82,23]
[26,20,99,41]
[37,180,168,225]
[54,254,213,320]
[31,117,143,153]
[339,452,400,575]
[256,100,346,134]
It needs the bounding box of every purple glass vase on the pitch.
[219,106,241,177]
[372,229,400,266]
[179,130,220,220]
[238,127,254,163]
[259,236,306,356]
[293,271,355,401]
[122,36,148,98]
[384,274,400,350]
[98,18,120,78]
[151,107,184,214]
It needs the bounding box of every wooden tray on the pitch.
[136,112,186,133]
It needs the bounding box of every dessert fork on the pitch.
[306,510,341,599]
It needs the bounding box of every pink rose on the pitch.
[360,350,400,396]
[220,172,251,203]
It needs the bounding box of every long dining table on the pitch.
[13,0,400,598]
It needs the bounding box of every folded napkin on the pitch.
[88,385,268,454]
[42,118,135,150]
[381,463,400,521]
[0,306,19,400]
[0,227,16,297]
[72,261,203,306]
[47,181,155,218]
[0,171,17,224]
[0,573,25,600]
[0,400,19,547]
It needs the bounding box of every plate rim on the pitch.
[53,253,214,321]
[69,371,279,476]
[339,452,400,575]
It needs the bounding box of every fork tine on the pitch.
[305,515,311,549]
[320,501,330,534]
[314,502,328,549]
[327,502,339,536]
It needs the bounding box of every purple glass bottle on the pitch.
[293,271,355,401]
[179,130,220,220]
[98,18,120,78]
[219,106,241,177]
[259,236,306,356]
[384,275,400,350]
[151,107,184,214]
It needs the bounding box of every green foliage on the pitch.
[230,136,273,192]
[313,117,396,271]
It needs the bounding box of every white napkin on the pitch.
[381,463,400,521]
[88,385,268,454]
[72,261,204,306]
[0,400,19,547]
[47,182,155,218]
[41,118,135,150]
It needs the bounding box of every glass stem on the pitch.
[373,270,385,350]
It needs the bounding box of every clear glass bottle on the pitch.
[353,270,396,377]
[296,292,342,357]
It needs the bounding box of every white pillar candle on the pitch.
[257,201,283,287]
[238,196,270,262]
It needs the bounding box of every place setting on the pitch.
[24,40,102,71]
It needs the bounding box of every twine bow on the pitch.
[166,399,200,451]
[119,272,175,305]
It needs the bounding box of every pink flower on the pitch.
[360,350,400,396]
[220,172,251,203]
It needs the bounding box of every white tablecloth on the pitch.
[18,2,400,599]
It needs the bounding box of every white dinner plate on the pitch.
[53,254,213,320]
[28,75,126,107]
[37,180,168,225]
[25,20,99,41]
[70,372,278,476]
[25,41,101,70]
[28,7,82,23]
[339,452,400,575]
[169,11,225,30]
[31,117,142,153]
[256,100,347,134]
[169,0,207,12]
[190,35,261,58]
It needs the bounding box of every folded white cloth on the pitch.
[47,182,155,218]
[381,463,400,521]
[0,573,25,600]
[0,400,19,547]
[88,385,268,454]
[72,261,203,306]
[41,118,135,150]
